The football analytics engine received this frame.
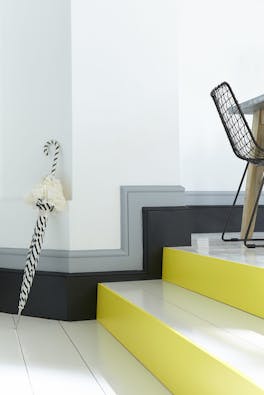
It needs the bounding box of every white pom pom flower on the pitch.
[26,175,66,212]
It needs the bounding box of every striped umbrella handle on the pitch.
[43,140,60,176]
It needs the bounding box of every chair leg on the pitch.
[244,173,264,248]
[222,163,249,242]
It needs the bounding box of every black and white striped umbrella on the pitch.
[16,140,65,327]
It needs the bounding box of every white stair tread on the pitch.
[103,280,264,389]
[173,233,264,267]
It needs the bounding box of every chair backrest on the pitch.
[210,82,258,162]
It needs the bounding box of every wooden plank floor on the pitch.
[0,313,170,395]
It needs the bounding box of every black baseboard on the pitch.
[0,268,151,321]
[1,205,262,320]
[143,204,264,279]
[0,269,68,320]
[142,206,191,278]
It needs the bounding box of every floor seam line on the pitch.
[11,314,35,395]
[58,321,108,395]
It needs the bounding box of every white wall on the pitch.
[178,0,264,191]
[70,0,179,249]
[1,0,72,198]
[0,2,3,197]
[3,0,262,253]
[0,0,71,249]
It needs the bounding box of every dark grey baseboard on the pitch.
[1,204,262,321]
[0,268,151,321]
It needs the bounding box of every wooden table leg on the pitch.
[241,110,264,238]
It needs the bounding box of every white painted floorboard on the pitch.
[104,280,264,391]
[0,312,170,395]
[61,320,171,395]
[16,316,105,395]
[0,313,32,395]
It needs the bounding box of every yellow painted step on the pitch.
[162,247,264,319]
[97,280,264,395]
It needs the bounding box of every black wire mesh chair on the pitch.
[211,81,264,248]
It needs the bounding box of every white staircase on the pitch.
[97,235,264,395]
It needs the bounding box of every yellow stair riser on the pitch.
[162,248,264,319]
[97,284,264,395]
